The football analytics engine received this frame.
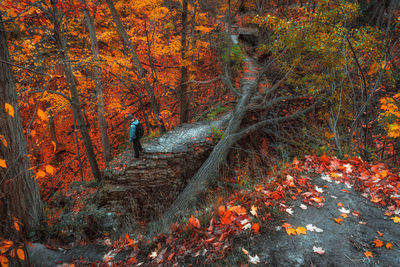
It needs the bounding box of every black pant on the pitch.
[132,138,143,158]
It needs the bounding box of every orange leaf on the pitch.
[229,205,247,215]
[340,213,348,218]
[13,221,20,232]
[9,249,15,258]
[218,205,225,215]
[310,197,323,203]
[241,248,249,255]
[286,228,297,236]
[320,154,329,163]
[0,159,6,169]
[373,239,383,248]
[324,132,335,139]
[282,223,292,229]
[380,170,388,178]
[0,135,7,147]
[337,203,343,207]
[252,223,260,233]
[167,252,175,261]
[368,61,380,76]
[37,109,48,121]
[188,216,200,228]
[386,243,393,249]
[125,232,134,246]
[5,103,14,117]
[377,231,383,237]
[295,227,307,235]
[333,218,343,224]
[45,165,55,175]
[364,251,373,258]
[51,141,56,153]
[36,170,46,179]
[371,197,382,203]
[0,255,9,267]
[16,249,25,261]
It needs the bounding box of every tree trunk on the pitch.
[179,0,190,124]
[149,58,259,236]
[105,0,165,132]
[81,0,112,164]
[51,0,102,181]
[0,15,44,236]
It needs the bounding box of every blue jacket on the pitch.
[129,119,140,141]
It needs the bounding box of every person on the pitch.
[127,114,144,158]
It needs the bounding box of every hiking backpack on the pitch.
[136,122,144,138]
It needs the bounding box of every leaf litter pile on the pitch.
[73,155,399,266]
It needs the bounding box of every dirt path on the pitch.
[229,172,400,266]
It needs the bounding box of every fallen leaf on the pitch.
[333,218,343,224]
[149,251,157,259]
[391,216,400,223]
[252,223,260,233]
[386,243,393,249]
[0,255,9,267]
[377,231,383,237]
[373,239,383,248]
[338,207,350,214]
[251,205,258,217]
[36,170,46,179]
[249,254,260,264]
[364,251,373,258]
[299,204,307,210]
[242,223,251,230]
[188,216,200,228]
[285,208,294,215]
[315,186,324,193]
[337,202,343,207]
[340,213,348,218]
[282,223,292,229]
[352,211,360,217]
[313,246,325,255]
[306,224,323,232]
[310,197,323,203]
[296,227,307,235]
[286,228,297,236]
[45,165,55,175]
[242,248,249,255]
[229,205,247,215]
[37,109,48,121]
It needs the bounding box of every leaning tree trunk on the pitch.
[105,0,165,132]
[81,0,112,164]
[149,58,259,235]
[51,0,102,181]
[0,15,44,236]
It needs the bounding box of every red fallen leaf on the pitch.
[320,154,329,164]
[204,237,215,243]
[333,218,343,224]
[352,211,360,217]
[282,223,292,229]
[373,239,383,247]
[167,252,175,261]
[252,223,260,233]
[341,189,350,193]
[128,257,137,263]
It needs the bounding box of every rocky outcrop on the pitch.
[97,114,230,221]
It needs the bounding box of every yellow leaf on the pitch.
[37,109,48,121]
[45,165,55,175]
[36,170,46,179]
[16,249,25,261]
[0,135,7,147]
[5,103,14,117]
[0,159,7,168]
[0,255,9,267]
[286,228,297,235]
[391,216,400,223]
[295,227,307,235]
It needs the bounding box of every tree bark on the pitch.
[105,0,165,132]
[81,0,112,164]
[0,15,44,236]
[149,58,259,235]
[51,0,102,181]
[179,0,190,124]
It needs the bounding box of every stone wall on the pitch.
[97,143,213,221]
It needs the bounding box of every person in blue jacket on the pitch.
[127,114,144,158]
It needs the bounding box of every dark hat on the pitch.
[127,114,133,120]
